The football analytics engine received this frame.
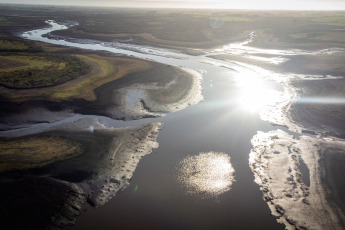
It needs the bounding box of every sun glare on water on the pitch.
[235,74,280,113]
[177,152,235,198]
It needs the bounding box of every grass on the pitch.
[0,39,29,50]
[0,35,151,101]
[0,53,151,102]
[311,16,345,27]
[0,55,55,72]
[50,54,151,101]
[0,16,11,25]
[0,53,90,89]
[50,54,116,100]
[0,37,39,52]
[0,136,83,172]
[0,34,151,102]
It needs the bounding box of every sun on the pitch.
[235,74,280,113]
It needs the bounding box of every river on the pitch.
[4,20,331,229]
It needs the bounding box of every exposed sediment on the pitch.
[249,129,345,229]
[76,122,162,207]
[94,64,203,120]
[237,52,345,229]
[0,118,163,227]
[12,119,163,208]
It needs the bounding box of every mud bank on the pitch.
[91,63,203,120]
[74,122,162,207]
[0,62,202,129]
[0,119,162,226]
[209,40,345,229]
[249,129,345,229]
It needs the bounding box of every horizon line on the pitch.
[1,2,345,11]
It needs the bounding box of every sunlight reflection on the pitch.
[235,73,280,113]
[296,97,345,105]
[177,152,235,198]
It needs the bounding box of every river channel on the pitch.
[6,20,297,229]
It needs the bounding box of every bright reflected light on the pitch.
[235,74,280,113]
[177,152,235,198]
[296,97,345,105]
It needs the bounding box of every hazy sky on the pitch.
[0,0,344,10]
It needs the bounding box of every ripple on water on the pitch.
[177,151,235,199]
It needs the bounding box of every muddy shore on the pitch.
[0,119,162,228]
[88,63,202,120]
[0,59,202,129]
[206,36,345,229]
[249,130,345,229]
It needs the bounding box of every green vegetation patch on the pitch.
[0,53,90,89]
[311,15,345,27]
[0,136,84,172]
[0,37,39,52]
[0,39,29,51]
[0,16,8,22]
[0,57,27,69]
[50,54,116,100]
[0,55,53,71]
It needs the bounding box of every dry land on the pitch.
[250,130,345,229]
[0,136,83,172]
[2,5,345,50]
[0,37,151,102]
[50,10,345,51]
[0,53,90,89]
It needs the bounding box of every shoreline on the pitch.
[0,58,203,128]
[249,130,345,229]
[0,118,162,228]
[205,38,345,229]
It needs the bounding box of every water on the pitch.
[298,156,310,187]
[74,90,282,229]
[18,20,287,229]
